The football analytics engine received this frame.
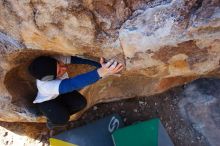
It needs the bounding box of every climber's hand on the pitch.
[97,57,123,78]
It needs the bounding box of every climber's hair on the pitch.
[28,56,58,81]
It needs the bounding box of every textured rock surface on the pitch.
[0,0,219,122]
[0,122,47,146]
[179,78,220,146]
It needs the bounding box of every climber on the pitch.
[28,55,123,131]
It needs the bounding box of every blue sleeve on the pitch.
[71,56,101,68]
[59,69,101,94]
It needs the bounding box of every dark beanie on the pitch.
[28,56,57,81]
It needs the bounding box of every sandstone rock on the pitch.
[0,0,219,122]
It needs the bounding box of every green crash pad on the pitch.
[112,118,174,146]
[50,114,123,146]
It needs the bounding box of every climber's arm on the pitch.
[70,56,101,68]
[59,57,123,94]
[59,69,101,94]
[54,55,101,67]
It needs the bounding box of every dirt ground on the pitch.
[0,85,209,146]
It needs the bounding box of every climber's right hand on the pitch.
[97,57,123,78]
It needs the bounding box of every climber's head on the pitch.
[28,56,67,81]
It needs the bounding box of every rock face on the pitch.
[179,78,220,146]
[0,0,219,122]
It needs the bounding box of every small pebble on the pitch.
[93,106,98,110]
[121,110,126,114]
[3,132,8,137]
[133,109,138,112]
[139,101,145,105]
